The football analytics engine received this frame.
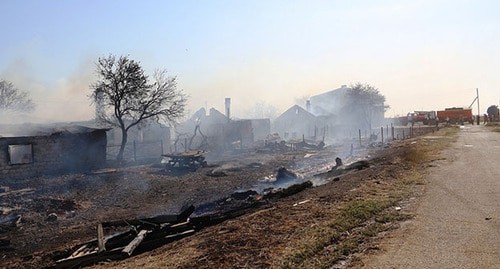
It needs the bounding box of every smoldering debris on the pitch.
[206,169,228,177]
[312,160,371,180]
[0,213,21,233]
[275,167,298,183]
[50,180,315,268]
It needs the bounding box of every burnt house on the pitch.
[0,124,108,179]
[309,85,350,117]
[309,85,385,133]
[225,119,254,148]
[249,119,271,141]
[107,122,171,146]
[105,121,171,160]
[175,107,268,151]
[273,105,318,140]
[173,107,228,151]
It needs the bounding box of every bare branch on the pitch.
[0,80,35,112]
[89,55,187,162]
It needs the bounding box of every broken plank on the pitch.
[145,205,195,224]
[97,223,105,252]
[134,229,196,254]
[64,229,135,258]
[69,245,89,259]
[165,229,195,239]
[101,205,195,228]
[122,230,150,256]
[55,248,125,269]
[0,188,35,197]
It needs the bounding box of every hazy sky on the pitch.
[1,0,499,122]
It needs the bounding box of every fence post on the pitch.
[359,129,362,146]
[160,140,164,155]
[403,129,405,140]
[133,140,137,162]
[391,123,394,140]
[381,127,384,144]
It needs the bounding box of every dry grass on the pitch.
[276,127,458,269]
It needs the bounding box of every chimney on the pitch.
[225,98,231,121]
[95,88,105,125]
[306,100,311,113]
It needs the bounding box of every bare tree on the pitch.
[248,101,278,120]
[0,79,35,112]
[90,55,187,162]
[343,83,388,131]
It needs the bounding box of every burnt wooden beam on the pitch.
[133,229,195,254]
[122,229,150,256]
[55,248,125,269]
[97,224,105,252]
[263,181,313,199]
[101,205,194,228]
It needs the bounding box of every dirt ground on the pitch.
[0,127,441,269]
[0,142,352,268]
[85,140,422,269]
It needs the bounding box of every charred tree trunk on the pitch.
[117,127,128,162]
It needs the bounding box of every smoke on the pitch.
[0,56,96,124]
[180,58,338,119]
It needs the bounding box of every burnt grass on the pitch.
[0,147,339,268]
[0,126,449,269]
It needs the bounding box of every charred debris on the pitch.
[47,158,376,268]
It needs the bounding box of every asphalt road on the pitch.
[362,125,500,269]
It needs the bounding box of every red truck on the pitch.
[437,108,474,124]
[407,111,437,125]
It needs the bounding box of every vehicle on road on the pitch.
[437,107,474,124]
[407,111,438,125]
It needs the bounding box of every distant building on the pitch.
[176,108,227,137]
[274,105,318,140]
[0,124,108,179]
[175,107,271,151]
[249,119,271,141]
[309,85,385,133]
[104,122,171,161]
[106,122,171,145]
[309,85,350,117]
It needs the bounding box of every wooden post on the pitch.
[133,140,137,162]
[358,129,362,146]
[97,223,105,252]
[381,127,384,143]
[160,140,164,155]
[403,129,405,140]
[391,123,394,140]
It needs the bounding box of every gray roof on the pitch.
[0,123,109,138]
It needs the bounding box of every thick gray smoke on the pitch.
[1,57,96,124]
